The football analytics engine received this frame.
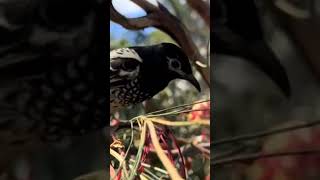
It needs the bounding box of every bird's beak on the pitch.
[243,42,291,97]
[213,36,291,97]
[183,74,201,92]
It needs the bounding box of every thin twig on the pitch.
[129,159,169,175]
[148,117,209,126]
[146,100,210,115]
[212,149,320,166]
[146,120,184,180]
[192,141,210,155]
[213,120,320,146]
[110,149,129,178]
[128,120,147,180]
[211,145,247,160]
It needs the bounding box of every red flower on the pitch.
[111,118,120,127]
[245,121,320,180]
[188,101,210,121]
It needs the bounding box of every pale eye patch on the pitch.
[167,57,182,71]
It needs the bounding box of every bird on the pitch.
[110,43,201,113]
[213,0,291,96]
[0,0,109,174]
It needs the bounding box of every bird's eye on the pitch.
[170,59,181,69]
[122,60,139,71]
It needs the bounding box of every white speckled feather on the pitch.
[110,48,143,62]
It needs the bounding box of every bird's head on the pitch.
[110,43,202,111]
[155,43,201,92]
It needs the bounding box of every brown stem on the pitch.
[186,0,210,27]
[269,1,320,84]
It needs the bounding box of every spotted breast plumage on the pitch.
[0,0,108,173]
[0,0,107,147]
[110,43,201,113]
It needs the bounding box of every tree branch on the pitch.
[131,0,158,12]
[110,0,210,86]
[269,0,320,84]
[110,2,155,30]
[186,0,210,27]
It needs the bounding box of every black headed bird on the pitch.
[213,0,291,96]
[110,43,201,113]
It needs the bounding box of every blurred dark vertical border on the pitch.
[94,0,110,176]
[88,0,110,176]
[0,0,110,179]
[105,0,111,178]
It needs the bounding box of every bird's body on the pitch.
[0,56,105,143]
[110,43,200,113]
[0,0,107,151]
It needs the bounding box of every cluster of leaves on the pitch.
[110,101,210,180]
